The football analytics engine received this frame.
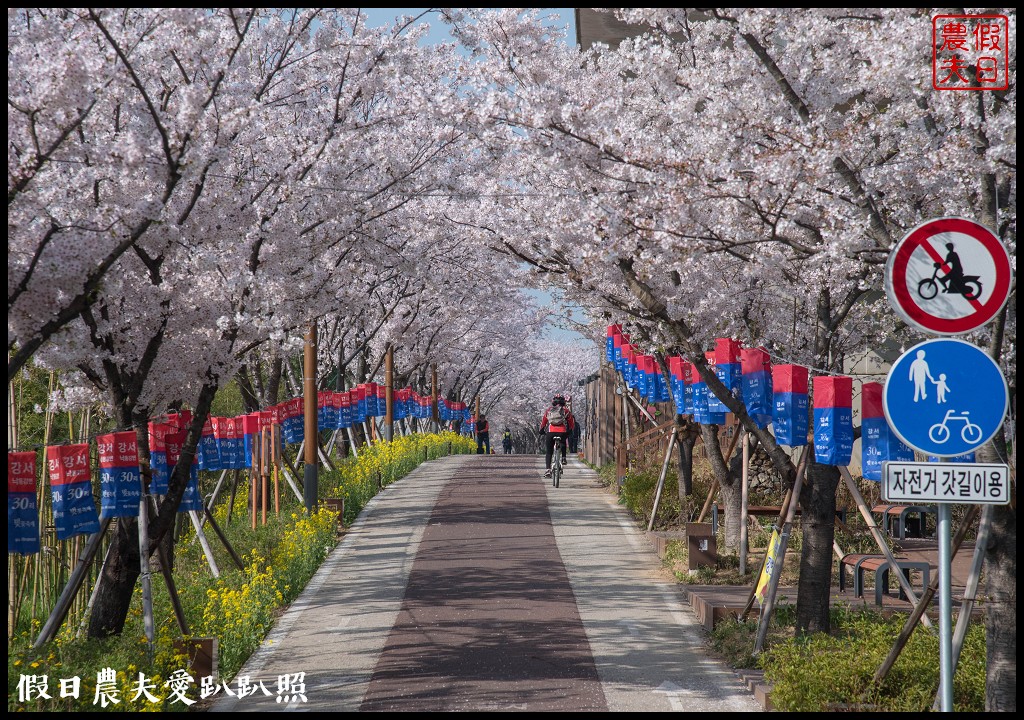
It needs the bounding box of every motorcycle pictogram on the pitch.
[917,262,982,301]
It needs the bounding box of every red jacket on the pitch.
[540,406,575,433]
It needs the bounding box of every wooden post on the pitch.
[385,345,394,442]
[250,431,258,531]
[272,424,280,514]
[189,510,221,578]
[739,450,808,622]
[260,425,268,525]
[753,450,807,655]
[32,519,112,649]
[838,466,930,624]
[303,323,318,513]
[226,469,240,525]
[205,469,229,513]
[647,426,679,531]
[740,434,750,575]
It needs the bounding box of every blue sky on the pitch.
[360,8,576,46]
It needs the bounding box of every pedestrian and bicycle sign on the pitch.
[883,338,1009,457]
[885,217,1012,335]
[882,461,1010,505]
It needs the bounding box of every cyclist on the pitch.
[540,395,576,478]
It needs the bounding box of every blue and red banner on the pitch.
[606,325,621,363]
[691,361,726,425]
[281,397,304,444]
[861,382,914,481]
[196,416,221,471]
[614,333,627,373]
[740,347,773,428]
[8,451,39,555]
[667,356,684,414]
[165,430,203,513]
[772,365,808,447]
[813,376,853,465]
[97,431,142,519]
[352,386,368,424]
[623,345,637,390]
[47,444,100,540]
[242,413,260,467]
[682,360,694,415]
[710,339,742,414]
[148,421,171,494]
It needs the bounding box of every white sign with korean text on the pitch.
[883,461,1010,505]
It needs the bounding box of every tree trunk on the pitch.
[795,459,839,635]
[236,363,260,413]
[87,384,217,638]
[676,418,700,523]
[266,353,283,405]
[984,501,1016,711]
[86,516,141,637]
[700,424,744,552]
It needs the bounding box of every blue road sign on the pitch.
[883,338,1008,457]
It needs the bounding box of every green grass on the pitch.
[709,606,986,712]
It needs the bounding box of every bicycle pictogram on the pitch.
[928,409,983,445]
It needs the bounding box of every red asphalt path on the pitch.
[360,455,606,711]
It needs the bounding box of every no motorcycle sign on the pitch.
[885,217,1012,335]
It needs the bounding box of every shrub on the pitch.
[619,466,680,528]
[761,608,985,712]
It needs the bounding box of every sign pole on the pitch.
[936,472,954,713]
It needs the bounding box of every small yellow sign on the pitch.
[755,529,782,606]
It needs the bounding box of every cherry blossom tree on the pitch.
[445,7,1014,677]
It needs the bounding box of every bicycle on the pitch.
[552,436,564,488]
[928,409,983,445]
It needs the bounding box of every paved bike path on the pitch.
[213,454,759,712]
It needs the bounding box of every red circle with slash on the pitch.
[885,217,1012,335]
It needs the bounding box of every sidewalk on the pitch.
[211,454,761,712]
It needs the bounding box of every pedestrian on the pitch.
[568,420,581,454]
[502,427,513,454]
[475,414,490,455]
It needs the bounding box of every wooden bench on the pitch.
[871,504,935,540]
[839,554,931,605]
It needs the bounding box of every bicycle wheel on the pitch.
[554,462,560,488]
[917,278,939,300]
[961,422,983,444]
[929,423,950,444]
